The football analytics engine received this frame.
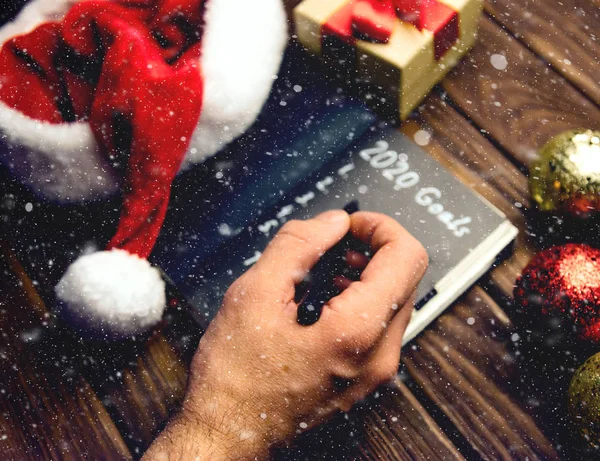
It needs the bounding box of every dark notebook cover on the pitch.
[167,123,516,342]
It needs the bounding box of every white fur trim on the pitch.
[0,0,287,200]
[0,102,119,202]
[0,0,119,203]
[184,0,288,167]
[56,249,166,338]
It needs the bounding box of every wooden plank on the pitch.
[403,324,558,460]
[401,289,556,460]
[429,287,517,385]
[0,242,132,461]
[399,266,554,460]
[90,334,190,457]
[442,16,600,167]
[356,380,465,461]
[278,377,465,460]
[285,0,304,22]
[410,69,594,460]
[489,243,533,298]
[485,0,600,105]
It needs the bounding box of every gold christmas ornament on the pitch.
[529,130,600,218]
[569,352,600,447]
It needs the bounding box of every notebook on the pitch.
[152,44,517,344]
[164,124,516,344]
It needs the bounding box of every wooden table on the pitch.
[1,0,599,459]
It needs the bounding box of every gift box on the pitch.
[294,0,482,120]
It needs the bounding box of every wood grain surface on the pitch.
[1,0,600,459]
[485,0,600,105]
[0,244,132,460]
[403,288,557,461]
[355,380,465,461]
[443,15,600,167]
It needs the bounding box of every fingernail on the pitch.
[317,210,348,222]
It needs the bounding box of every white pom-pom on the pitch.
[56,249,166,339]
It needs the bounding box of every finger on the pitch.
[252,210,350,288]
[351,212,427,314]
[371,290,416,368]
[333,275,352,291]
[339,292,415,409]
[324,212,427,327]
[345,250,369,269]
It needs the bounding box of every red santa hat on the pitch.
[0,0,287,338]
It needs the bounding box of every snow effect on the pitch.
[490,53,508,70]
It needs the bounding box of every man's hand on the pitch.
[143,210,428,460]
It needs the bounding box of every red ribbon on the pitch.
[0,1,205,259]
[323,0,458,59]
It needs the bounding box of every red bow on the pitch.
[323,0,458,59]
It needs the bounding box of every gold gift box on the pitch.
[294,0,483,120]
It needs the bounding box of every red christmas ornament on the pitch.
[514,244,600,342]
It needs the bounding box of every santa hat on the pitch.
[0,0,287,338]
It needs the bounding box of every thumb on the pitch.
[251,210,351,288]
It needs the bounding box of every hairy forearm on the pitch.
[144,212,424,459]
[142,406,272,461]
